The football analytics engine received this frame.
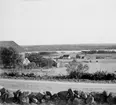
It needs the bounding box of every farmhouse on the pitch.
[62,54,71,59]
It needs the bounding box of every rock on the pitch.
[80,91,88,100]
[36,92,44,102]
[44,94,51,101]
[91,92,102,104]
[46,91,52,96]
[22,91,29,97]
[28,92,38,104]
[86,94,96,105]
[107,92,116,105]
[41,98,46,103]
[100,91,108,104]
[19,95,29,104]
[73,98,86,105]
[56,100,67,105]
[57,91,69,100]
[44,91,53,101]
[68,88,74,97]
[0,88,7,96]
[68,88,74,101]
[91,91,108,104]
[13,90,22,102]
[73,90,80,98]
[52,93,58,100]
[74,92,79,98]
[7,90,14,99]
[31,97,38,104]
[31,103,37,105]
[1,92,9,102]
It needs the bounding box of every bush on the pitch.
[68,71,116,81]
[93,71,107,80]
[2,72,20,77]
[66,59,89,74]
[1,70,116,81]
[68,71,83,79]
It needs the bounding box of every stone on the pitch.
[36,92,44,102]
[19,95,29,104]
[57,91,69,100]
[73,97,86,105]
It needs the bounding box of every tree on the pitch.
[0,47,22,68]
[66,59,89,74]
[26,53,57,68]
[76,54,80,59]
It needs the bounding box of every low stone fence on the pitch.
[0,87,116,105]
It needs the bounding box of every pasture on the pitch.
[1,55,116,77]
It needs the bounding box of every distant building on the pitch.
[61,54,71,59]
[23,58,30,66]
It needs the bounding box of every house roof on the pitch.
[0,41,24,53]
[63,55,70,57]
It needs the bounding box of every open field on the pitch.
[57,59,116,73]
[88,62,116,73]
[1,60,116,76]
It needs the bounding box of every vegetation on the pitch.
[1,70,116,82]
[0,47,22,69]
[68,71,116,80]
[66,59,89,74]
[26,53,57,68]
[0,50,57,69]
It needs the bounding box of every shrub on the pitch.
[2,72,20,77]
[68,71,83,79]
[67,70,116,81]
[66,59,89,74]
[93,71,108,80]
[1,70,116,81]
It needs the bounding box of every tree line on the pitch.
[0,47,57,69]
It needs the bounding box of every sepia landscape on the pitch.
[0,41,116,105]
[1,0,116,105]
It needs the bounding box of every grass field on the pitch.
[57,59,116,73]
[1,60,116,76]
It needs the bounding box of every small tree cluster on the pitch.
[26,53,57,68]
[0,47,22,69]
[66,59,89,74]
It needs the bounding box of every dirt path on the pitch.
[0,79,116,93]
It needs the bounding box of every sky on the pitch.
[0,0,116,45]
